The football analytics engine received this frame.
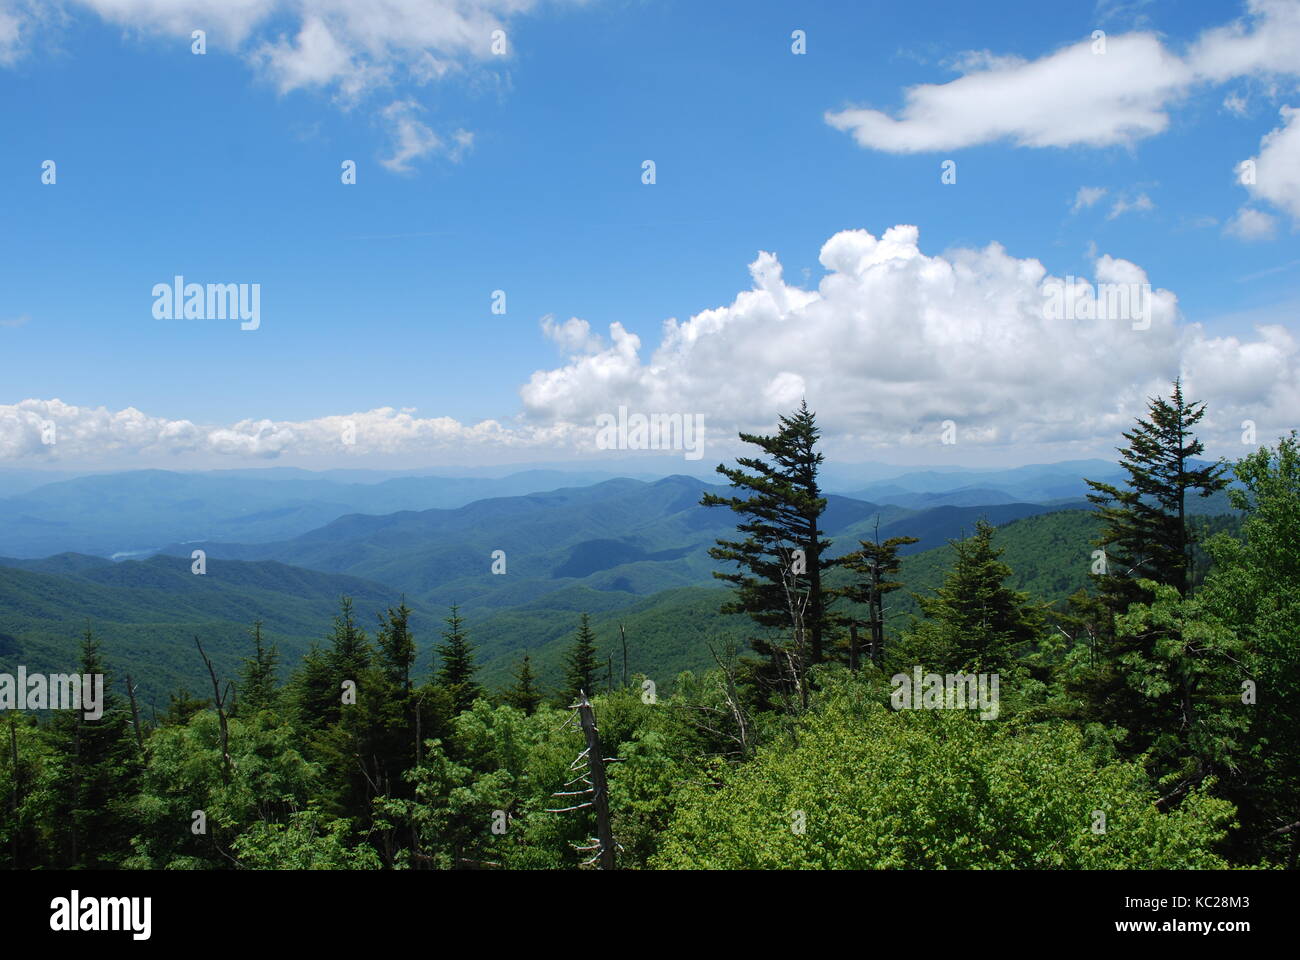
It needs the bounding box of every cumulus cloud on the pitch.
[826,0,1300,153]
[5,226,1297,464]
[1239,105,1300,222]
[518,225,1299,453]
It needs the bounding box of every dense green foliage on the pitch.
[0,396,1292,871]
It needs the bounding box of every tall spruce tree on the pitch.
[1073,381,1229,762]
[435,606,482,714]
[506,654,543,715]
[1086,378,1227,608]
[563,613,600,703]
[701,400,838,697]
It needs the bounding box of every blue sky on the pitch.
[1,0,1298,470]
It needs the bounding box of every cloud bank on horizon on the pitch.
[4,224,1296,467]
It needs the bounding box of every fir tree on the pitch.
[45,627,139,869]
[376,602,416,693]
[899,520,1042,675]
[238,620,279,715]
[563,614,600,703]
[1086,378,1227,608]
[1076,380,1229,764]
[506,654,543,715]
[840,524,919,668]
[435,606,482,714]
[700,400,838,705]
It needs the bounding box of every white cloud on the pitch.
[1107,191,1155,220]
[0,399,565,463]
[378,99,444,173]
[1240,105,1300,222]
[1071,186,1108,212]
[1224,91,1249,115]
[50,0,541,97]
[3,0,564,170]
[826,0,1300,154]
[518,225,1300,454]
[541,315,605,355]
[1225,206,1278,240]
[827,32,1191,152]
[5,226,1297,465]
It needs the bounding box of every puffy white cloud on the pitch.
[1186,0,1300,82]
[518,225,1300,454]
[1240,105,1300,222]
[826,0,1300,153]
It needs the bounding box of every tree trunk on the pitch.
[577,696,615,870]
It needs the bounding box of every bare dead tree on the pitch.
[619,622,629,689]
[124,673,144,754]
[707,640,751,758]
[547,692,620,868]
[776,543,812,715]
[194,638,233,785]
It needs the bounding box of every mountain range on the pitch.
[0,461,1238,706]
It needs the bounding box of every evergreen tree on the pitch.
[1075,380,1229,763]
[376,602,416,693]
[44,627,140,868]
[1186,433,1300,863]
[840,524,919,668]
[899,520,1042,675]
[238,620,279,715]
[291,597,372,733]
[435,606,482,714]
[563,614,600,703]
[163,687,210,726]
[326,596,372,684]
[505,654,543,715]
[700,400,838,704]
[1085,378,1227,609]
